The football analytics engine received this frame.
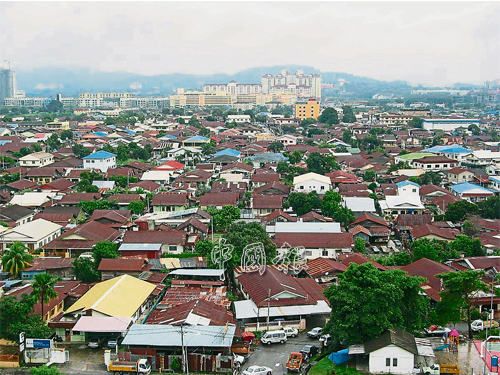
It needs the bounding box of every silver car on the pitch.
[242,365,273,375]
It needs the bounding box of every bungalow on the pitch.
[272,231,353,259]
[411,156,458,171]
[98,258,152,280]
[59,193,101,206]
[25,167,63,184]
[90,209,132,229]
[447,168,475,183]
[0,219,63,251]
[199,192,239,210]
[379,181,425,216]
[83,151,117,172]
[0,204,35,226]
[401,258,453,302]
[122,230,187,254]
[9,192,55,208]
[276,135,298,146]
[251,173,280,188]
[450,182,494,202]
[177,217,209,237]
[152,193,189,212]
[306,257,347,286]
[21,257,74,280]
[252,194,283,217]
[260,209,297,226]
[326,170,361,185]
[253,181,290,196]
[181,135,210,148]
[410,224,456,242]
[19,152,54,168]
[175,169,213,190]
[293,172,332,194]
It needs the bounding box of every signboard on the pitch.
[25,339,51,349]
[19,332,25,352]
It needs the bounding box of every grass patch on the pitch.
[309,357,334,375]
[333,364,368,375]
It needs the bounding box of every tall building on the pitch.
[295,99,320,120]
[0,68,16,103]
[261,70,322,100]
[203,81,261,95]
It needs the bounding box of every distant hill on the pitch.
[14,65,462,99]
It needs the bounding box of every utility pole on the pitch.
[266,288,271,331]
[180,325,187,374]
[211,218,214,242]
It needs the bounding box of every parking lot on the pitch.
[242,332,325,375]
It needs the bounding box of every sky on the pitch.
[0,1,499,86]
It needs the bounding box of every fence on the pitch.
[0,354,19,368]
[244,319,305,332]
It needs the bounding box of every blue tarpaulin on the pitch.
[329,348,350,364]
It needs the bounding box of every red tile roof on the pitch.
[199,192,239,207]
[98,258,151,272]
[123,230,186,245]
[350,213,388,228]
[252,194,283,209]
[152,193,188,206]
[411,224,456,241]
[306,257,348,278]
[260,209,297,223]
[401,258,454,301]
[24,257,74,272]
[338,253,387,271]
[59,193,101,205]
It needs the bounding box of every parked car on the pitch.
[307,327,322,338]
[319,334,332,347]
[242,365,273,375]
[88,336,106,349]
[424,326,451,337]
[261,330,287,345]
[300,345,318,361]
[283,327,299,338]
[471,320,499,332]
[234,353,246,367]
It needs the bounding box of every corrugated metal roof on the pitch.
[122,324,235,348]
[72,316,132,333]
[119,243,162,251]
[233,299,331,319]
[169,269,224,277]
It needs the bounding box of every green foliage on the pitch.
[445,200,479,222]
[31,273,60,320]
[0,294,51,342]
[206,206,240,231]
[128,200,146,214]
[0,172,20,186]
[60,129,73,140]
[301,118,317,127]
[93,241,119,268]
[419,172,442,185]
[46,100,63,113]
[72,144,91,158]
[195,240,215,256]
[354,238,366,253]
[287,191,321,216]
[201,140,216,156]
[109,174,139,188]
[388,161,411,173]
[114,142,152,162]
[342,106,356,123]
[269,142,284,153]
[411,238,460,263]
[478,196,500,219]
[364,170,375,182]
[324,263,429,345]
[321,191,355,227]
[1,242,33,276]
[375,252,412,266]
[45,133,61,151]
[170,356,182,371]
[30,365,64,375]
[448,235,485,257]
[306,152,340,174]
[368,182,377,191]
[409,117,422,129]
[436,270,488,337]
[79,200,118,215]
[199,127,211,137]
[223,222,277,270]
[318,108,339,125]
[72,257,100,283]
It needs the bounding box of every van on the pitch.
[261,330,287,345]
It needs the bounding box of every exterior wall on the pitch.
[20,155,54,167]
[294,180,331,194]
[83,157,117,172]
[302,247,352,259]
[295,100,320,120]
[153,204,186,213]
[369,345,414,375]
[448,172,474,183]
[413,161,457,171]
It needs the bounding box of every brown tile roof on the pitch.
[24,257,74,272]
[419,184,449,196]
[413,156,458,164]
[108,194,142,204]
[199,192,239,207]
[98,258,151,272]
[326,171,361,184]
[123,230,186,245]
[396,214,433,227]
[447,167,469,175]
[253,181,290,195]
[251,173,280,183]
[6,179,37,190]
[252,194,283,209]
[90,209,131,224]
[177,217,208,233]
[159,285,230,309]
[33,213,74,224]
[350,213,388,228]
[38,179,75,191]
[300,211,332,222]
[410,224,456,240]
[59,193,101,204]
[306,257,347,278]
[176,169,213,182]
[221,162,253,172]
[129,180,161,192]
[260,209,297,223]
[401,258,454,301]
[338,253,387,271]
[152,193,189,206]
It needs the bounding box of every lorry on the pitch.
[471,319,499,332]
[106,359,151,374]
[286,352,303,372]
[422,364,459,375]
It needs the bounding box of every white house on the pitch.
[0,219,62,251]
[19,152,54,168]
[463,150,500,166]
[83,151,117,172]
[293,172,332,194]
[227,114,251,124]
[276,135,298,146]
[379,181,425,216]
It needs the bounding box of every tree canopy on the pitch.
[206,206,241,231]
[1,242,33,277]
[321,191,355,227]
[31,274,60,321]
[306,152,340,175]
[287,191,321,216]
[445,200,479,222]
[318,108,339,125]
[342,106,356,123]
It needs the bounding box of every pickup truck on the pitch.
[471,319,499,332]
[107,359,151,374]
[422,364,459,375]
[286,352,303,372]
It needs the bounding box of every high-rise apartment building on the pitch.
[0,68,16,103]
[203,81,261,95]
[262,70,321,100]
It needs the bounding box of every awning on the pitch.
[233,299,331,319]
[72,316,132,333]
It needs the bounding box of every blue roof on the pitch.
[124,129,136,136]
[183,136,209,143]
[423,145,472,154]
[248,153,288,162]
[397,180,420,188]
[106,124,116,129]
[94,114,106,119]
[489,176,500,184]
[92,131,108,137]
[214,148,241,157]
[450,182,493,194]
[0,140,12,146]
[83,151,116,160]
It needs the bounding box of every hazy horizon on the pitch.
[1,1,499,87]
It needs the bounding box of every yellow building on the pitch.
[295,99,320,120]
[46,121,70,130]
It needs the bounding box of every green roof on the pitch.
[398,152,434,160]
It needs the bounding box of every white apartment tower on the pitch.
[261,70,321,99]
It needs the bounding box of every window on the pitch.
[169,245,177,252]
[305,250,313,256]
[321,186,325,190]
[393,358,398,367]
[322,250,328,257]
[412,189,416,193]
[386,358,391,367]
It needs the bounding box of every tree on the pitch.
[128,200,146,214]
[287,192,321,216]
[269,142,284,153]
[376,252,412,266]
[206,206,241,231]
[199,127,211,137]
[324,263,429,345]
[306,152,340,175]
[445,200,479,222]
[45,133,61,151]
[419,171,442,185]
[436,270,488,338]
[318,108,339,125]
[31,365,64,375]
[72,144,91,158]
[201,141,216,156]
[300,118,317,127]
[410,238,460,263]
[462,220,480,237]
[93,241,119,269]
[321,191,355,227]
[409,117,422,129]
[223,222,277,270]
[60,129,73,140]
[342,106,356,123]
[354,238,366,253]
[448,235,485,258]
[195,239,215,256]
[79,200,118,215]
[31,274,60,321]
[72,257,100,283]
[478,196,500,219]
[364,170,375,182]
[468,124,481,136]
[46,100,63,113]
[388,161,411,173]
[1,242,33,277]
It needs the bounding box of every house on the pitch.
[118,243,163,259]
[410,224,456,242]
[59,192,101,206]
[251,173,280,187]
[0,218,62,251]
[4,179,37,193]
[0,204,35,226]
[260,209,297,225]
[220,162,253,178]
[177,217,209,236]
[152,193,189,212]
[129,180,161,193]
[253,181,290,196]
[343,197,376,213]
[175,169,213,190]
[199,192,239,210]
[339,253,387,271]
[19,152,54,168]
[252,194,283,217]
[272,231,353,259]
[38,179,76,193]
[306,257,347,286]
[450,182,494,202]
[90,209,132,229]
[108,194,143,209]
[379,181,425,216]
[293,172,332,194]
[98,258,152,280]
[401,258,454,301]
[21,257,74,280]
[42,220,121,257]
[326,170,361,185]
[25,167,63,184]
[181,135,210,148]
[411,156,458,171]
[447,168,475,183]
[276,134,298,146]
[122,230,187,254]
[83,151,117,172]
[348,213,390,244]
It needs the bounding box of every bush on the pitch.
[470,309,481,320]
[170,356,181,371]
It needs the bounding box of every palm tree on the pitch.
[1,241,33,277]
[31,273,60,321]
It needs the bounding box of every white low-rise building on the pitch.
[227,114,251,124]
[19,152,54,168]
[0,219,62,251]
[83,151,117,172]
[293,172,332,194]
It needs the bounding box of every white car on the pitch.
[307,327,323,338]
[242,365,273,375]
[283,326,299,338]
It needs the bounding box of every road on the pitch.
[242,332,322,375]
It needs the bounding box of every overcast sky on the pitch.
[1,1,499,86]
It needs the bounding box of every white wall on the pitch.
[294,179,331,194]
[83,157,117,172]
[369,345,414,375]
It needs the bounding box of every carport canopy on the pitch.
[72,316,132,333]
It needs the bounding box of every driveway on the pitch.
[242,332,324,375]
